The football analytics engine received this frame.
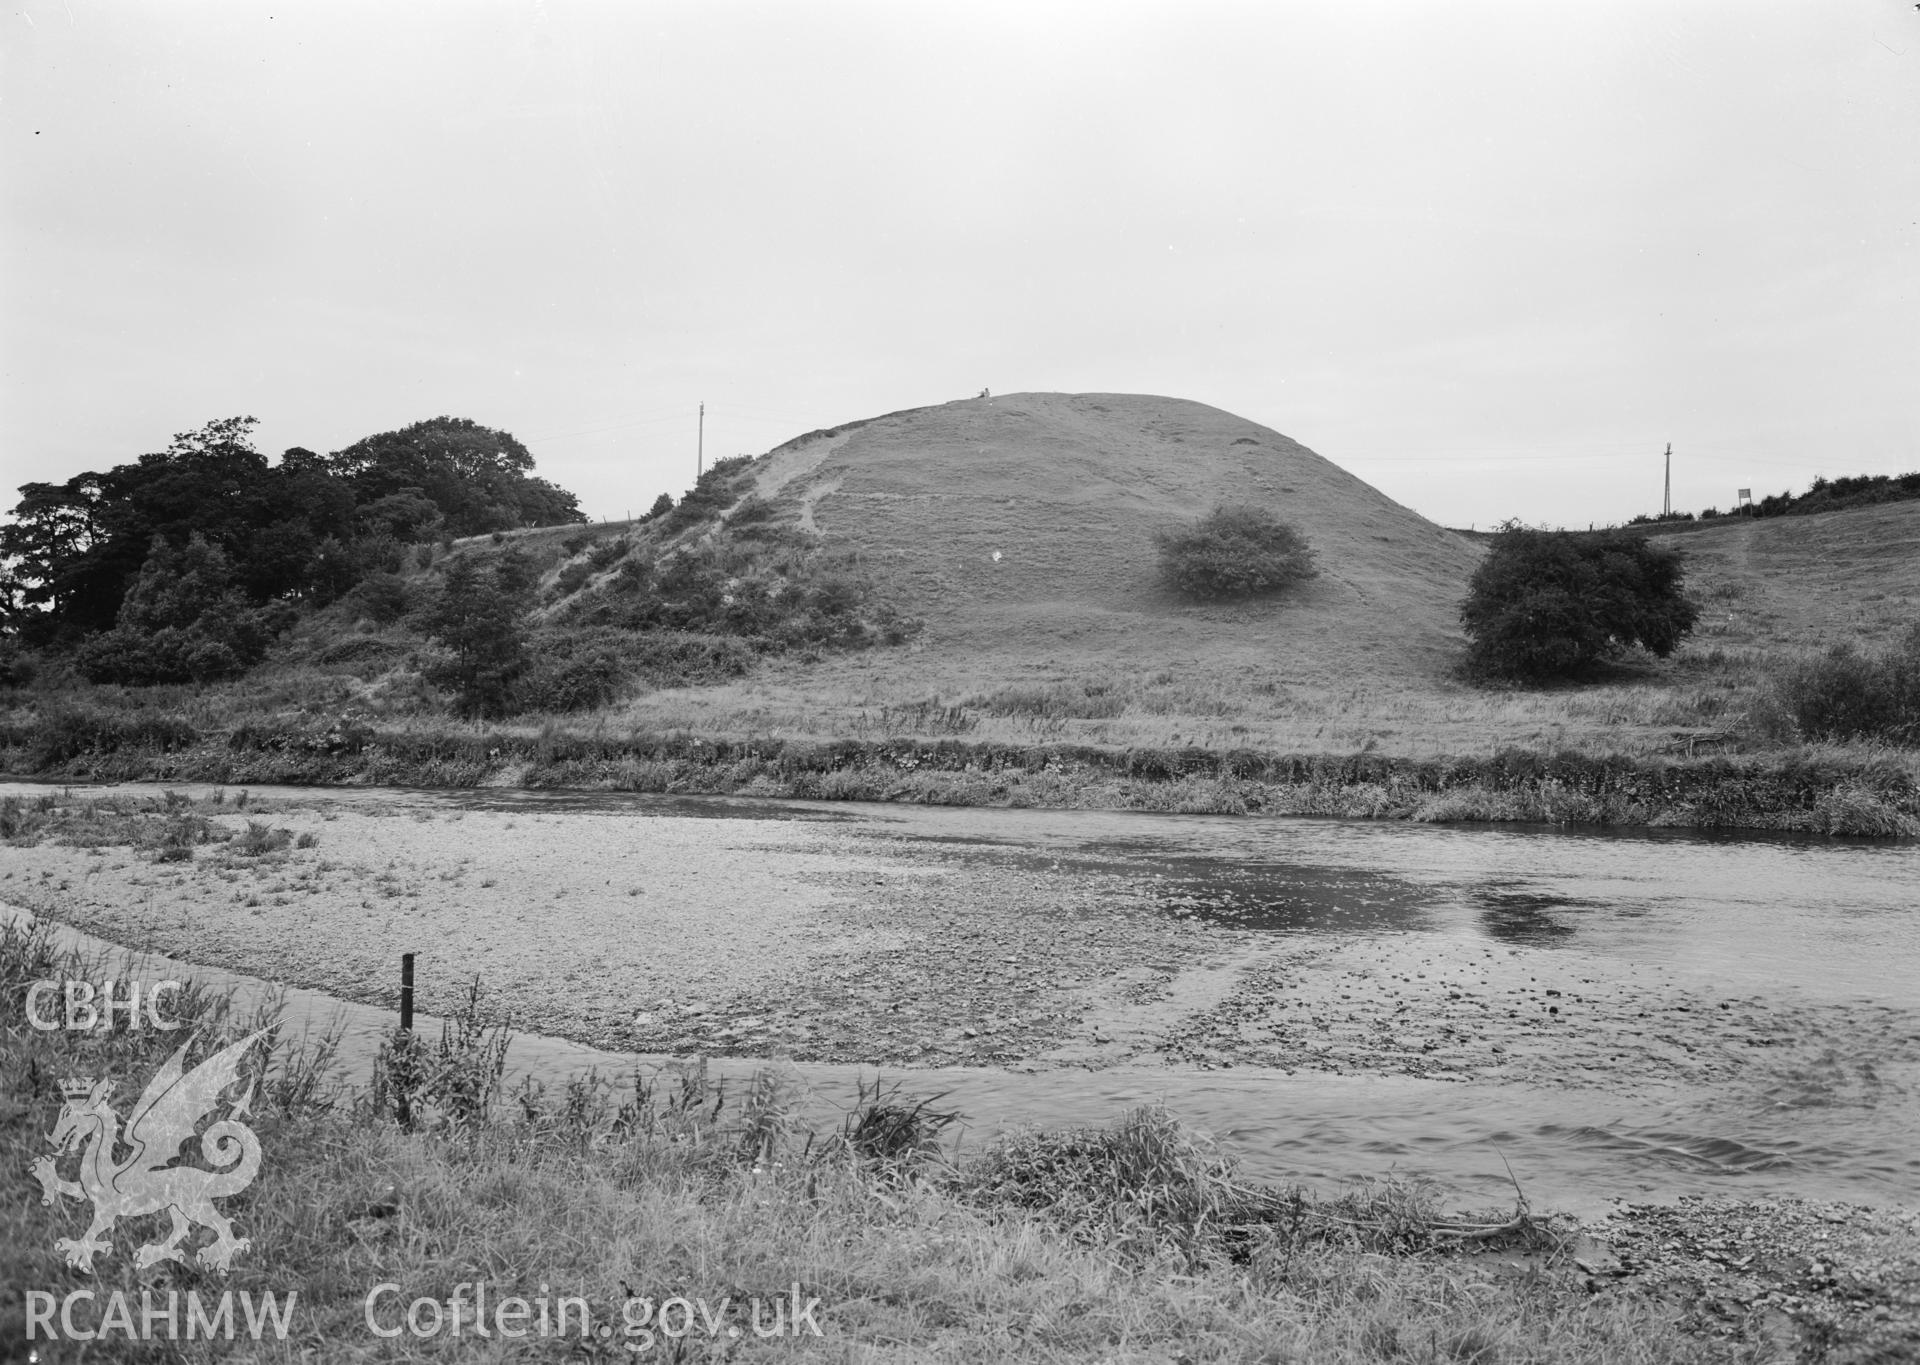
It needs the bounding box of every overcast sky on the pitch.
[5,1,1916,529]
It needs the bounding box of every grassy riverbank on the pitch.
[4,705,1916,836]
[12,921,1915,1363]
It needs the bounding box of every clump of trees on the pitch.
[1460,524,1699,682]
[73,535,292,684]
[1154,504,1318,600]
[0,414,584,680]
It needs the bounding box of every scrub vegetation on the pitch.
[1753,625,1920,749]
[1154,503,1319,600]
[1629,469,1920,526]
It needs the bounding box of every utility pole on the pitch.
[697,402,705,480]
[1663,442,1672,517]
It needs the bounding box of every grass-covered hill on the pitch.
[294,390,1486,742]
[738,392,1482,691]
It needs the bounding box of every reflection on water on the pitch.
[1124,856,1437,935]
[892,801,1919,1001]
[1116,856,1605,944]
[1468,886,1590,944]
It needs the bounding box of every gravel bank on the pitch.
[3,784,1912,1113]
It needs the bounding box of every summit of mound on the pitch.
[744,392,1480,688]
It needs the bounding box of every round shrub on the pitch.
[1154,504,1319,600]
[1460,523,1699,682]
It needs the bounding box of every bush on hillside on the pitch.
[552,561,595,598]
[1154,505,1319,600]
[725,496,780,533]
[1762,627,1920,746]
[513,631,630,713]
[587,538,630,571]
[633,632,759,687]
[346,572,411,625]
[661,456,756,534]
[1461,523,1699,682]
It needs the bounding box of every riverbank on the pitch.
[7,919,1917,1363]
[5,710,1917,836]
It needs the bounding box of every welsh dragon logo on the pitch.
[29,1028,268,1274]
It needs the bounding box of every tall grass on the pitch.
[1760,626,1920,747]
[6,723,1916,836]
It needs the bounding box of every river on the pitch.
[5,782,1916,1220]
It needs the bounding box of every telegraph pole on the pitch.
[1662,442,1672,517]
[697,402,705,479]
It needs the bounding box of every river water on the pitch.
[7,783,1917,1219]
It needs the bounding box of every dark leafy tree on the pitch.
[514,476,587,530]
[0,474,116,637]
[1461,523,1699,681]
[1154,504,1319,600]
[327,417,584,537]
[73,534,292,683]
[415,554,533,718]
[0,417,356,641]
[356,489,446,542]
[642,492,674,522]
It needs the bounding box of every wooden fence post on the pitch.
[397,952,416,1130]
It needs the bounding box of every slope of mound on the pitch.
[1652,500,1920,656]
[743,393,1480,692]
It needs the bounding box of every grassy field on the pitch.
[16,917,1907,1363]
